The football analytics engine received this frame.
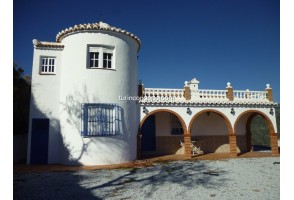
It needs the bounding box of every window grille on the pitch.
[81,103,120,136]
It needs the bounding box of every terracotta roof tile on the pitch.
[56,21,141,49]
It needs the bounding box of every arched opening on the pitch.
[138,109,187,159]
[249,114,271,151]
[234,110,279,156]
[188,109,234,155]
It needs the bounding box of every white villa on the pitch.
[28,21,279,165]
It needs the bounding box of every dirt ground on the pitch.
[14,152,279,173]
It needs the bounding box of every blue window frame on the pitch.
[81,103,120,137]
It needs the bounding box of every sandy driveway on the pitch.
[14,157,279,200]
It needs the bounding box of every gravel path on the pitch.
[14,157,280,200]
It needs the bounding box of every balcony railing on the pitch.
[140,87,270,104]
[196,89,227,99]
[233,90,267,100]
[144,88,184,99]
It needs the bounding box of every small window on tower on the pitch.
[40,57,56,74]
[90,52,99,68]
[103,53,112,68]
[88,46,114,69]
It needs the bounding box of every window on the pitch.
[88,46,114,69]
[81,103,120,137]
[170,114,183,135]
[41,57,56,74]
[90,52,99,68]
[103,53,112,68]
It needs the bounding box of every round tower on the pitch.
[57,21,141,165]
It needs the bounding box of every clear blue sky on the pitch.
[13,0,280,101]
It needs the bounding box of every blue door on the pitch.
[30,118,49,164]
[141,115,156,151]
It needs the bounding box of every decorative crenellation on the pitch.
[55,21,141,49]
[189,78,200,91]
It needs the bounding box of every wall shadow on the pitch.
[78,160,229,199]
[58,85,130,165]
[14,87,97,199]
[14,159,230,199]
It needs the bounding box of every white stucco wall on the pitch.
[235,113,251,135]
[155,112,171,136]
[190,112,227,135]
[28,29,140,165]
[28,47,63,164]
[58,31,139,165]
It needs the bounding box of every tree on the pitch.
[250,104,280,147]
[13,62,31,135]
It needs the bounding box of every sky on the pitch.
[13,0,280,101]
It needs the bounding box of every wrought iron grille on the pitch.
[81,103,121,136]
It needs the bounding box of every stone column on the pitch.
[270,132,279,156]
[265,84,273,102]
[226,82,234,101]
[184,86,191,100]
[229,134,237,157]
[183,133,192,158]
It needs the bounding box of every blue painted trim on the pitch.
[81,103,121,137]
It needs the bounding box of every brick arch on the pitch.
[234,110,279,156]
[234,110,275,134]
[188,109,233,135]
[137,109,188,159]
[188,109,235,157]
[140,109,187,133]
